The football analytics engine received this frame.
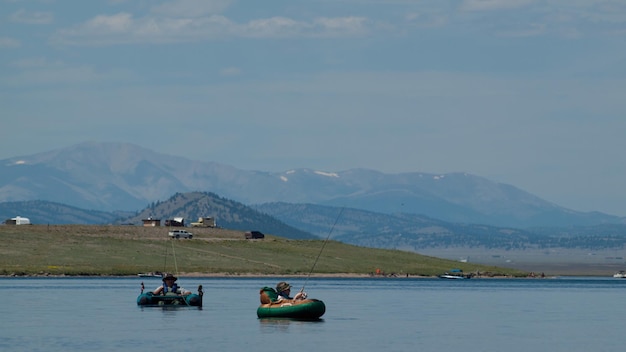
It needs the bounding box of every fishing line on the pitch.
[169,239,191,306]
[300,207,344,293]
[162,242,168,272]
[170,239,179,277]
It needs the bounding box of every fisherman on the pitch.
[275,281,307,302]
[153,273,191,295]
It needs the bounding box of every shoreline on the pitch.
[0,272,563,279]
[0,272,405,278]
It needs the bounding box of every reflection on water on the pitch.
[1,277,625,352]
[138,305,203,312]
[258,318,325,333]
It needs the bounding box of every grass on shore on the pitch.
[0,225,527,277]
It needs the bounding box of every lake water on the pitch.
[1,276,625,352]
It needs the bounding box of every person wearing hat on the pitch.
[153,273,191,296]
[275,281,306,302]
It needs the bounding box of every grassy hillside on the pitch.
[0,225,527,277]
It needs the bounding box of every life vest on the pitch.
[259,287,278,303]
[163,283,178,294]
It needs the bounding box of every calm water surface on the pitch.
[1,276,625,352]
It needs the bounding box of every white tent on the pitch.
[12,216,31,225]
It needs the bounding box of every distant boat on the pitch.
[138,272,163,278]
[613,271,626,278]
[439,274,469,279]
[439,269,471,279]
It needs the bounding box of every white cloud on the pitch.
[244,17,302,37]
[0,37,21,48]
[48,0,626,46]
[220,67,242,76]
[312,17,368,36]
[49,8,369,45]
[495,22,546,37]
[10,57,62,68]
[86,12,134,33]
[150,0,232,18]
[6,58,132,85]
[8,66,104,85]
[404,12,448,28]
[10,9,54,24]
[455,0,626,37]
[460,0,536,12]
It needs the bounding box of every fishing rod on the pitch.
[300,207,345,294]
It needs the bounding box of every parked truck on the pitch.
[190,217,216,228]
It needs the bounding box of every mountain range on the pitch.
[3,143,626,259]
[4,192,626,256]
[1,142,623,229]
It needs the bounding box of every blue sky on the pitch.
[2,0,626,216]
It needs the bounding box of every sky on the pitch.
[1,0,626,216]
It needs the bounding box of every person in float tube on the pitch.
[153,273,191,295]
[275,281,306,302]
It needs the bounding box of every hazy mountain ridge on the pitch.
[0,142,623,228]
[255,202,626,251]
[4,193,626,252]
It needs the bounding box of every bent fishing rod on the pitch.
[299,207,345,294]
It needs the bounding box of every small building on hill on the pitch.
[142,217,161,227]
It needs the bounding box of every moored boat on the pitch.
[439,274,469,279]
[256,287,325,320]
[439,268,471,279]
[613,271,626,278]
[137,271,163,278]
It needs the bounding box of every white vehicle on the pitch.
[168,229,193,239]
